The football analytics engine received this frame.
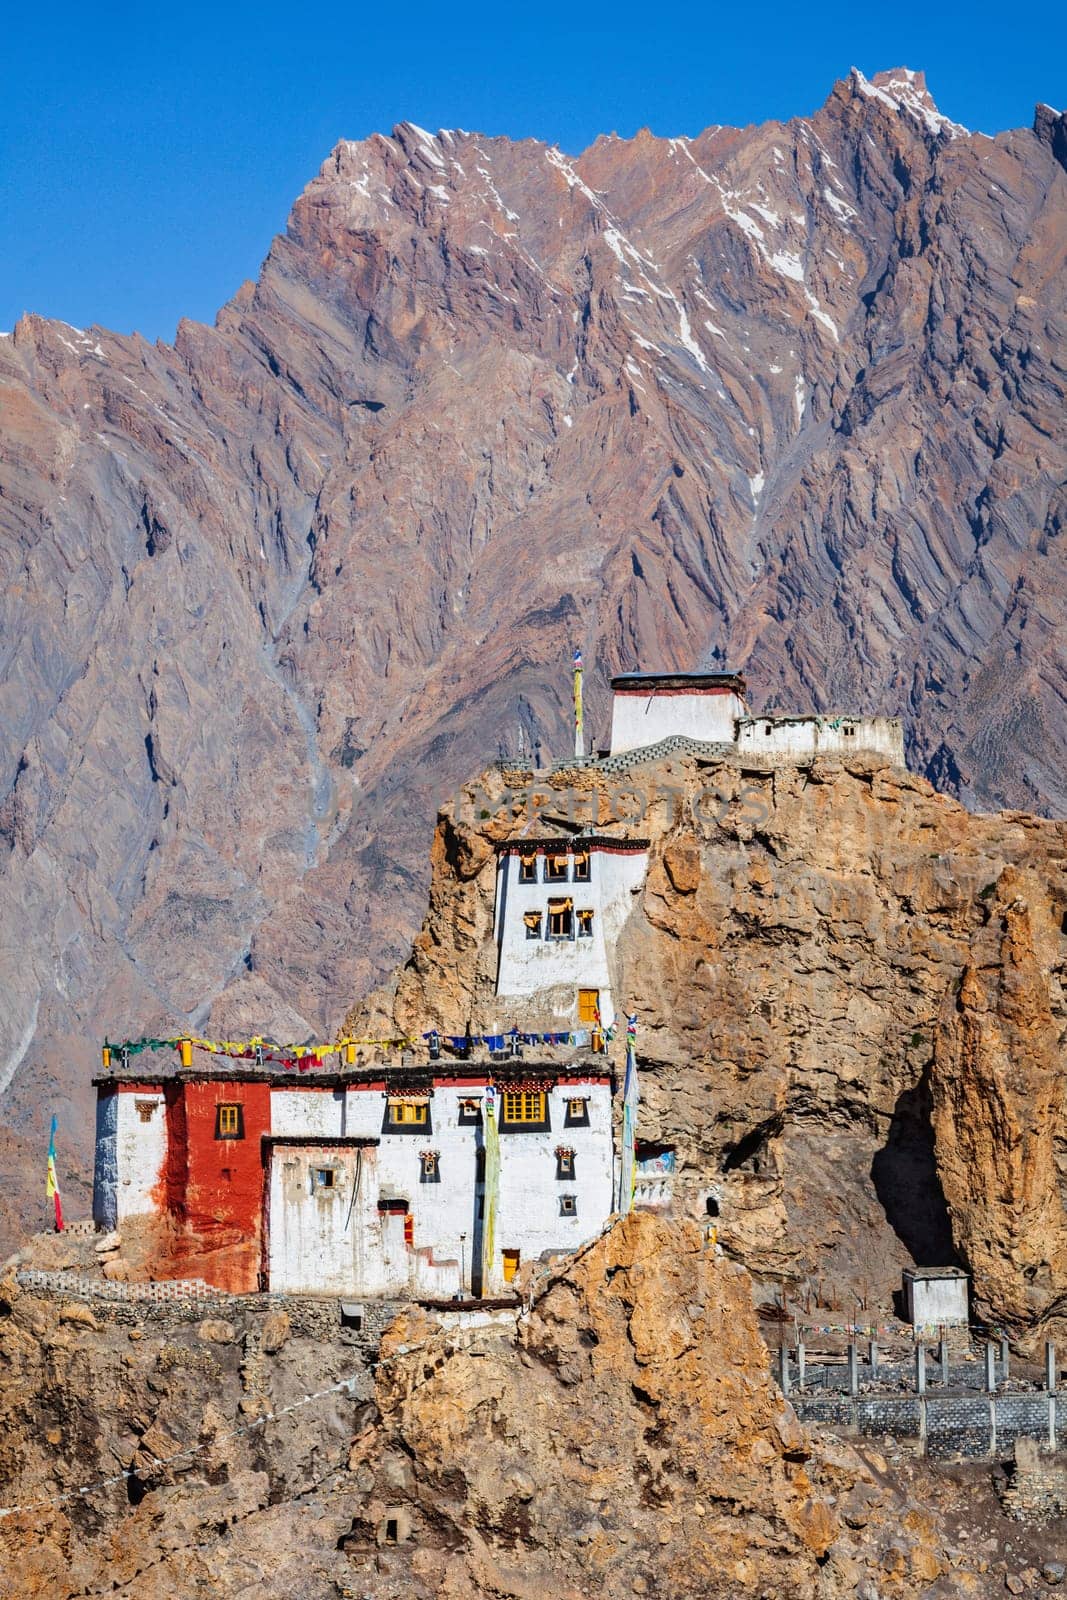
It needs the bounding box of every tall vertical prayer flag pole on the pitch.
[46,1115,63,1233]
[617,1014,639,1214]
[573,647,584,761]
[482,1085,501,1289]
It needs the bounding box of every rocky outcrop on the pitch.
[0,1214,1005,1596]
[357,749,1067,1339]
[930,874,1067,1338]
[2,70,1066,1243]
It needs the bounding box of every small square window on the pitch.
[555,1150,575,1180]
[458,1097,482,1125]
[564,1097,590,1128]
[387,1099,429,1128]
[314,1167,337,1191]
[559,1195,577,1217]
[518,854,537,883]
[215,1103,244,1140]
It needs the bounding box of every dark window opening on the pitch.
[577,908,594,938]
[382,1098,433,1136]
[518,854,537,883]
[843,725,855,736]
[763,723,772,735]
[556,1150,575,1180]
[499,1090,551,1134]
[564,1097,590,1128]
[214,1103,245,1140]
[573,850,590,882]
[705,1195,720,1217]
[523,910,542,940]
[459,1098,482,1125]
[420,1152,440,1183]
[385,1519,398,1543]
[314,1167,337,1191]
[548,899,573,939]
[559,1194,577,1217]
[544,853,570,883]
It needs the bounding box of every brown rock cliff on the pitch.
[358,749,1067,1339]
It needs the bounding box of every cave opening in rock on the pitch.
[870,1067,960,1267]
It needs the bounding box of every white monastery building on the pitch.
[92,662,907,1304]
[493,836,649,1030]
[94,1062,614,1299]
[606,670,905,765]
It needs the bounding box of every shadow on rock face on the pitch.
[871,1067,959,1270]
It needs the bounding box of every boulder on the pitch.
[260,1310,290,1355]
[198,1319,235,1345]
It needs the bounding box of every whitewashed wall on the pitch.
[267,1079,613,1296]
[494,846,647,1027]
[735,715,904,763]
[93,1087,167,1225]
[488,1081,614,1293]
[609,689,745,754]
[907,1275,969,1326]
[267,1144,390,1295]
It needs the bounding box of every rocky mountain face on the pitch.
[357,747,1067,1345]
[1,69,1065,1226]
[0,1214,1026,1597]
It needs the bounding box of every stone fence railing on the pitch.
[15,1268,223,1304]
[778,1338,1065,1459]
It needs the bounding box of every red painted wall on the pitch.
[156,1079,271,1293]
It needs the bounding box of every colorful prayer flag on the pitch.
[46,1115,63,1232]
[482,1087,500,1287]
[572,648,584,733]
[617,1016,639,1214]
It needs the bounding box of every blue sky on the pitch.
[2,0,1062,341]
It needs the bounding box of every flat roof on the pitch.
[495,835,650,854]
[611,671,746,692]
[903,1266,969,1281]
[94,1060,614,1091]
[263,1134,380,1148]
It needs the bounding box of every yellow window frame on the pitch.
[218,1103,240,1136]
[390,1100,428,1125]
[502,1090,546,1124]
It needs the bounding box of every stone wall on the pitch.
[13,1267,405,1352]
[999,1437,1067,1522]
[791,1390,1065,1460]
